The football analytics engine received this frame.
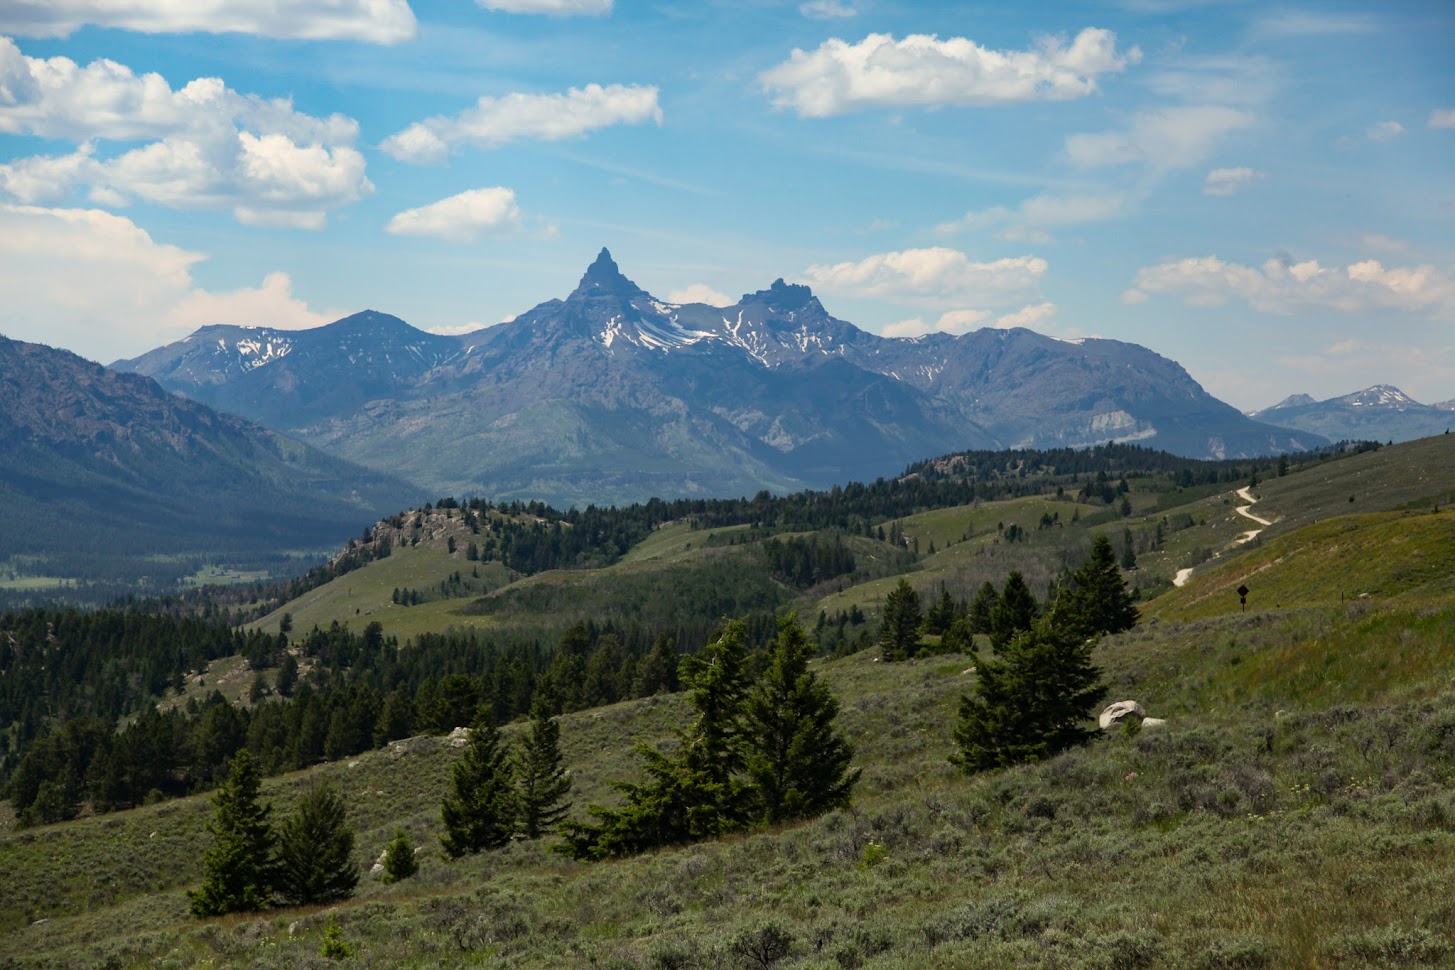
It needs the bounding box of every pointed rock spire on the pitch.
[570,247,643,300]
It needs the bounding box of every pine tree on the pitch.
[515,708,572,839]
[990,571,1038,649]
[557,621,752,859]
[380,829,418,884]
[189,751,277,917]
[951,619,1107,773]
[634,633,681,696]
[440,718,517,858]
[1052,535,1139,639]
[274,784,359,906]
[742,618,860,824]
[878,578,924,660]
[968,580,998,635]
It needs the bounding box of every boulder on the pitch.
[1099,700,1146,730]
[1141,717,1167,730]
[446,726,473,748]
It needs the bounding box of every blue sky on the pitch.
[1,0,1451,410]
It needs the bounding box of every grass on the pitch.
[12,437,1455,965]
[9,617,1455,967]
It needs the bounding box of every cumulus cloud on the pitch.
[1066,105,1254,170]
[0,204,338,362]
[474,0,611,13]
[385,187,523,242]
[667,283,732,307]
[1130,254,1455,316]
[938,192,1126,236]
[800,0,857,18]
[1431,109,1455,130]
[0,38,370,226]
[882,309,990,338]
[381,84,661,163]
[0,0,415,43]
[426,322,489,336]
[994,302,1058,330]
[1366,120,1404,142]
[1202,166,1265,196]
[804,247,1046,306]
[760,28,1139,117]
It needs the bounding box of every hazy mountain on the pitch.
[1252,384,1453,443]
[0,334,423,589]
[116,249,1323,506]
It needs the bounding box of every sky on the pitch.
[0,0,1452,411]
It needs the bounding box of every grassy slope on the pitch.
[11,438,1455,966]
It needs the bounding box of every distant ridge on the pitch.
[116,250,1325,507]
[1252,384,1453,443]
[1,334,422,593]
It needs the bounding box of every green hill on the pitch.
[8,437,1455,967]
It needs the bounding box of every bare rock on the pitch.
[1099,700,1146,730]
[446,726,473,748]
[1141,717,1167,729]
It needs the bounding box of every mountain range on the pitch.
[117,249,1325,507]
[1250,385,1454,444]
[0,334,421,590]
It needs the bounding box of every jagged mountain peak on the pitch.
[570,247,644,301]
[741,278,818,313]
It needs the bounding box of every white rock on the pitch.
[1140,717,1167,729]
[1099,700,1146,730]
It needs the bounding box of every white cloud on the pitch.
[938,192,1126,236]
[426,322,489,336]
[1362,233,1410,253]
[167,271,334,331]
[800,0,857,18]
[1431,109,1455,130]
[1131,254,1455,317]
[474,0,611,13]
[994,302,1058,330]
[0,38,370,226]
[0,0,415,43]
[759,28,1139,118]
[804,247,1046,306]
[882,309,990,338]
[1367,120,1404,142]
[1067,105,1254,170]
[1202,166,1265,196]
[1119,288,1149,304]
[1249,9,1375,40]
[667,283,732,307]
[381,84,661,162]
[385,187,523,242]
[0,204,338,362]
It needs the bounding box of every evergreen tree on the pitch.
[189,751,277,917]
[634,633,681,696]
[923,588,957,636]
[1052,535,1139,639]
[968,581,998,635]
[951,619,1107,773]
[878,578,924,660]
[274,784,359,906]
[440,718,517,858]
[990,571,1038,649]
[557,622,752,859]
[742,618,860,824]
[514,708,572,839]
[380,829,418,884]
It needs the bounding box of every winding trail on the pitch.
[1233,486,1273,544]
[1171,486,1274,588]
